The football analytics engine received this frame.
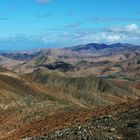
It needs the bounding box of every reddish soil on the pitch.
[4,98,139,140]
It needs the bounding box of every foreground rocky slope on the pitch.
[30,99,140,140]
[9,98,139,140]
[0,67,139,139]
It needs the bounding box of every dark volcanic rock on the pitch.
[37,61,75,72]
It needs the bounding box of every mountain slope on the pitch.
[0,67,139,139]
[7,98,140,140]
[0,43,140,139]
[29,98,140,140]
[27,70,140,107]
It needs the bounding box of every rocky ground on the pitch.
[0,66,139,140]
[24,99,140,140]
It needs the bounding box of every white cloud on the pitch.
[39,24,140,45]
[37,0,50,4]
[1,23,140,49]
[126,23,138,31]
[101,33,121,42]
[107,23,139,33]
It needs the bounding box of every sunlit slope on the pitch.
[27,70,140,107]
[0,68,39,109]
[0,67,91,110]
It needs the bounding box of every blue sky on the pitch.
[0,0,140,50]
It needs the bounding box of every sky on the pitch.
[0,0,140,50]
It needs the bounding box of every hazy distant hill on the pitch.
[1,43,139,81]
[0,43,140,60]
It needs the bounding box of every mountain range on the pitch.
[0,43,139,139]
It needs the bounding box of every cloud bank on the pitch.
[0,23,140,50]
